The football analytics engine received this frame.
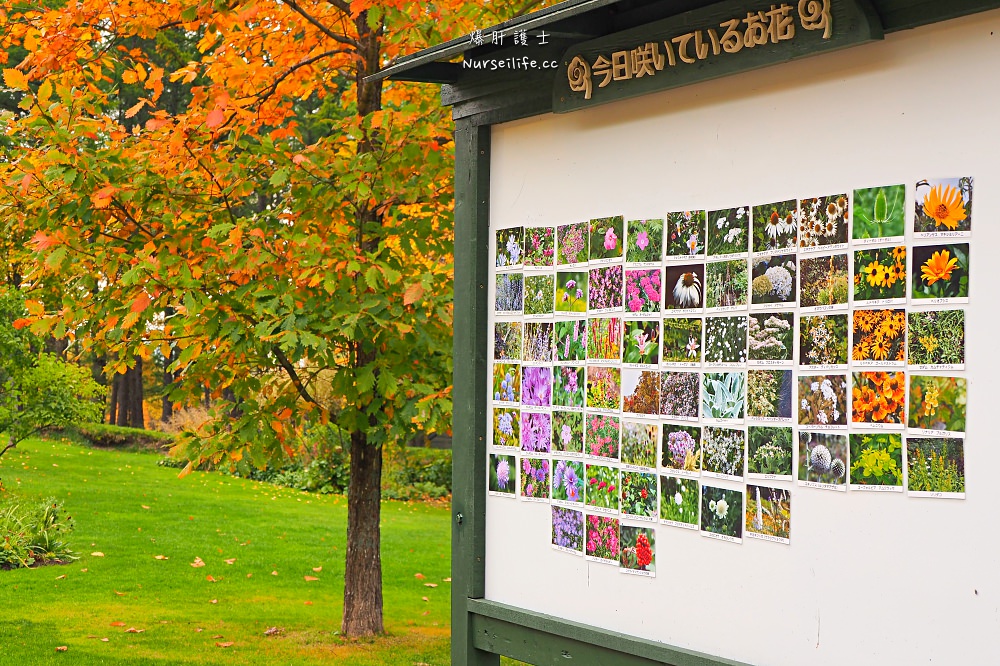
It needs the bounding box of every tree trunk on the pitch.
[109,357,145,429]
[341,429,384,636]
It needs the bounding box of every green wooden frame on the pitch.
[431,2,1000,664]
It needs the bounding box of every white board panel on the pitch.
[484,10,999,666]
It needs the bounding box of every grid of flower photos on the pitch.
[489,178,971,572]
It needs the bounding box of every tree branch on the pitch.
[271,344,323,411]
[250,48,350,106]
[285,0,360,49]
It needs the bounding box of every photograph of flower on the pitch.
[552,459,585,504]
[589,216,624,262]
[851,371,905,425]
[753,199,797,253]
[798,432,847,486]
[494,321,522,361]
[627,218,664,264]
[492,363,519,403]
[620,526,655,574]
[701,372,746,421]
[555,271,588,313]
[797,375,847,427]
[908,310,964,367]
[622,369,660,416]
[521,366,553,407]
[496,227,523,268]
[799,314,848,366]
[704,315,748,364]
[520,457,550,500]
[666,210,707,258]
[551,506,584,552]
[747,369,792,419]
[750,254,796,306]
[798,194,848,249]
[914,177,972,234]
[490,454,516,495]
[586,366,621,412]
[622,421,658,468]
[800,253,848,309]
[620,471,658,519]
[557,221,589,265]
[705,259,749,309]
[702,426,745,480]
[852,309,906,364]
[623,320,660,365]
[660,371,701,419]
[585,464,619,510]
[589,265,623,311]
[552,411,583,454]
[662,317,702,364]
[700,485,743,540]
[664,264,704,310]
[911,243,970,301]
[907,437,965,496]
[523,322,553,363]
[555,319,587,362]
[748,313,794,362]
[660,476,699,526]
[520,411,552,453]
[624,268,662,314]
[908,375,967,433]
[747,426,792,477]
[661,424,701,472]
[553,365,585,409]
[587,317,622,361]
[849,433,902,489]
[524,226,555,267]
[707,206,749,256]
[493,408,520,448]
[495,272,523,312]
[585,514,620,561]
[585,414,621,459]
[745,485,790,542]
[523,273,554,316]
[854,246,906,302]
[853,185,905,240]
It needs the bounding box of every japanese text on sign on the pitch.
[567,1,832,100]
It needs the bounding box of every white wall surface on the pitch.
[484,10,1000,665]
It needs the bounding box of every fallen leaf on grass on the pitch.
[246,573,253,578]
[141,505,150,510]
[264,627,283,636]
[91,552,105,557]
[55,575,66,580]
[114,591,126,597]
[304,576,319,582]
[55,646,67,652]
[270,571,278,576]
[224,558,236,565]
[209,599,218,604]
[304,601,313,605]
[212,634,224,639]
[421,596,429,602]
[312,566,322,572]
[421,611,429,616]
[216,642,234,648]
[206,575,219,583]
[414,573,425,579]
[80,569,88,573]
[190,557,205,568]
[101,638,109,642]
[424,583,438,588]
[154,555,168,561]
[124,628,144,634]
[194,628,204,633]
[443,578,452,583]
[110,622,126,627]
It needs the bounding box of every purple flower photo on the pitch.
[589,264,623,311]
[521,366,553,407]
[520,411,552,453]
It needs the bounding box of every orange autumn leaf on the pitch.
[304,576,319,582]
[3,68,28,90]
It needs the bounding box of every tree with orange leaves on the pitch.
[0,0,548,636]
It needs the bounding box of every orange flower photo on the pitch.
[914,177,972,234]
[852,309,905,364]
[851,371,905,425]
[910,243,969,301]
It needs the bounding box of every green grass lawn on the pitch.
[0,438,452,665]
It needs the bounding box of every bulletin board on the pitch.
[483,10,996,666]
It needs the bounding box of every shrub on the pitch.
[57,423,174,451]
[0,494,77,569]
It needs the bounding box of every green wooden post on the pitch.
[452,120,500,666]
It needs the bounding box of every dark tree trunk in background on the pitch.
[342,429,384,636]
[109,357,144,429]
